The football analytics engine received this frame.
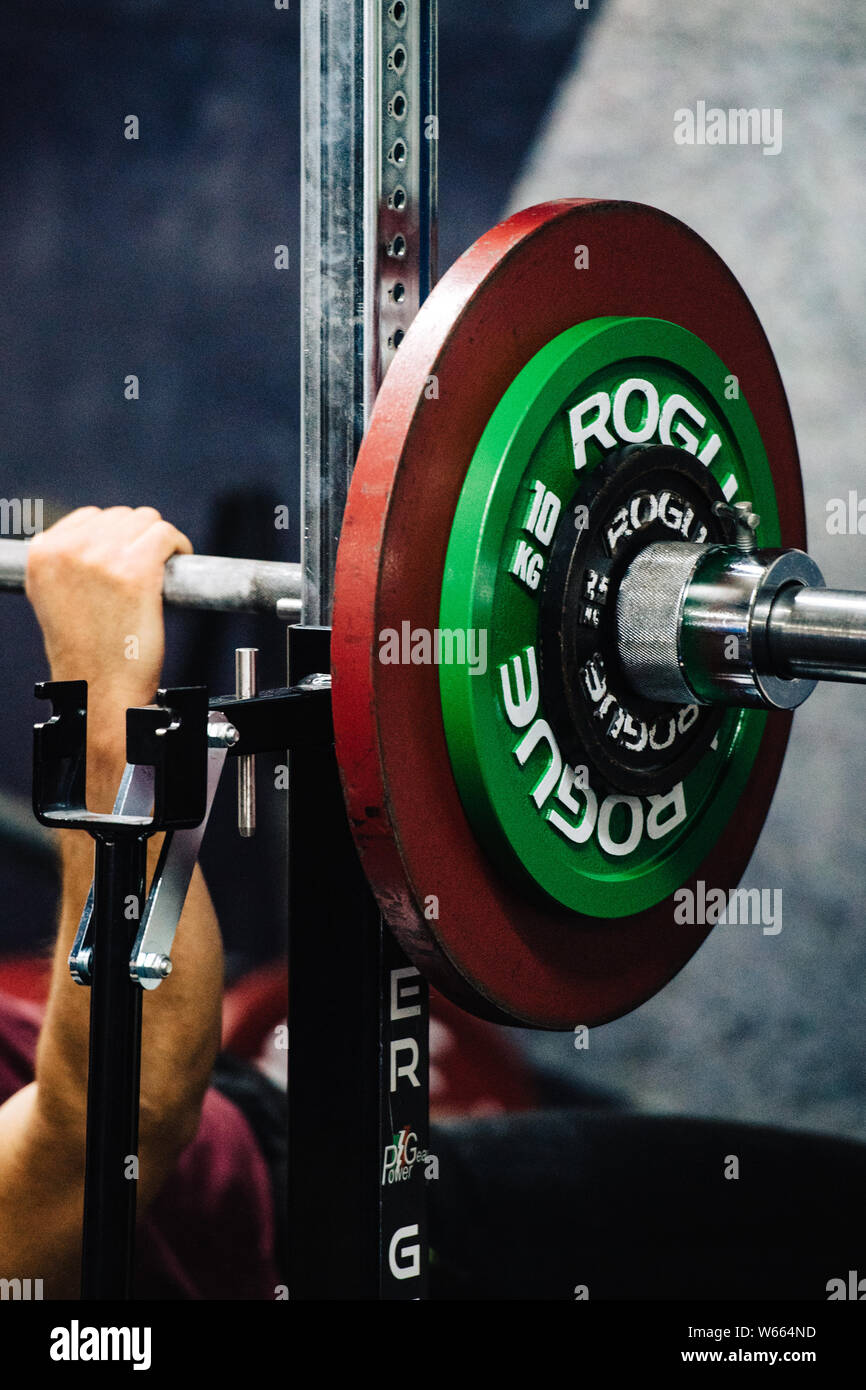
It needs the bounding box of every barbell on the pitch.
[5,199,865,1034]
[0,542,302,618]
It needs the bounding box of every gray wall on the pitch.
[512,0,866,1143]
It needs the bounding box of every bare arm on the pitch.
[0,507,224,1297]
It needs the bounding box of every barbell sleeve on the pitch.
[617,541,866,709]
[0,539,301,617]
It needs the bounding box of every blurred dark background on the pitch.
[0,0,596,972]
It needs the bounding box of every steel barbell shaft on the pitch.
[0,540,301,617]
[767,586,866,683]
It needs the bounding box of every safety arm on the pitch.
[0,734,223,1298]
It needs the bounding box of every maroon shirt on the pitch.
[0,991,278,1299]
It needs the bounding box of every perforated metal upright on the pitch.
[289,0,438,1298]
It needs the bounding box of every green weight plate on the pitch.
[440,316,780,915]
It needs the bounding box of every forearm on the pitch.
[0,505,222,1293]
